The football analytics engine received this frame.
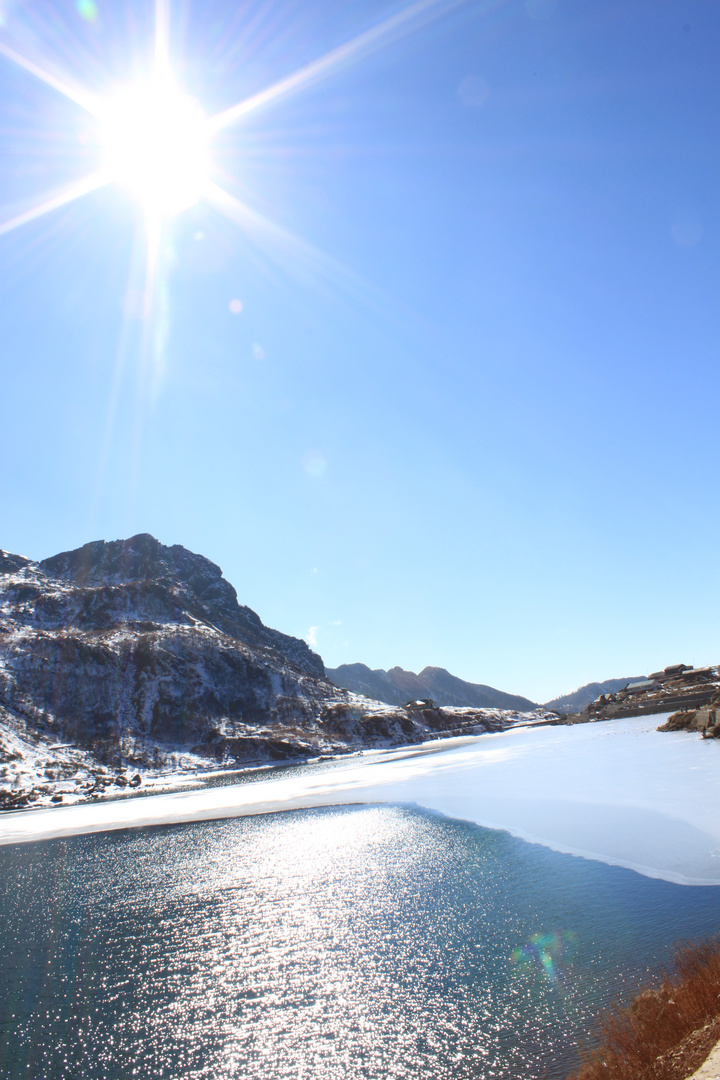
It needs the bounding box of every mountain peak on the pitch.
[0,534,336,771]
[0,550,31,575]
[39,533,223,590]
[2,534,324,680]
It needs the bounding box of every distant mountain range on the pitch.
[326,663,537,712]
[327,664,644,714]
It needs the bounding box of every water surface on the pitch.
[1,805,719,1079]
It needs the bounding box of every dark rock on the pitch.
[0,550,31,576]
[0,534,340,764]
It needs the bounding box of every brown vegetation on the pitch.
[658,711,699,732]
[568,937,720,1080]
[658,708,720,738]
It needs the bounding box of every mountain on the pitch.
[0,534,334,764]
[0,535,528,802]
[326,663,537,711]
[542,677,645,714]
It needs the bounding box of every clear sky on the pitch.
[0,0,718,703]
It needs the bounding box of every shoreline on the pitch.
[0,731,491,814]
[0,704,553,811]
[2,716,561,815]
[2,716,720,888]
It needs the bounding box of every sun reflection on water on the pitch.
[2,805,720,1080]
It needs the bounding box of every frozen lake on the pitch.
[3,715,720,884]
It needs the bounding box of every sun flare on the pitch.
[0,0,466,271]
[100,78,210,218]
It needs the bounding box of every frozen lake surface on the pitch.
[2,715,720,884]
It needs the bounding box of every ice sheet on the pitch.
[2,715,719,884]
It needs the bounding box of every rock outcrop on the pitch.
[658,700,720,737]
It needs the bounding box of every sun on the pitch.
[100,77,210,219]
[0,0,463,244]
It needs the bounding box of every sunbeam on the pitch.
[0,0,500,328]
[0,171,109,239]
[209,0,482,131]
[205,181,318,257]
[205,180,361,290]
[140,214,163,325]
[0,39,101,115]
[154,0,172,79]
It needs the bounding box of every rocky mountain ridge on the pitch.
[0,534,548,806]
[327,662,537,711]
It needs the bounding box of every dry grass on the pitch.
[568,936,720,1080]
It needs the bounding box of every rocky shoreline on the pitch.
[0,769,143,811]
[0,693,555,812]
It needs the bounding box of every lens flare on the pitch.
[510,930,578,983]
[302,449,327,477]
[76,0,98,22]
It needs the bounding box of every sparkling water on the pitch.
[1,804,719,1079]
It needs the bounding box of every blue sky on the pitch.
[0,0,718,702]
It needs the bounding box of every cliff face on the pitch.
[0,534,337,767]
[0,535,534,797]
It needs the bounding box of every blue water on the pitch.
[1,804,719,1079]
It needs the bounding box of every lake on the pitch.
[2,801,720,1079]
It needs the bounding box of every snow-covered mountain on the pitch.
[0,535,533,800]
[0,534,339,767]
